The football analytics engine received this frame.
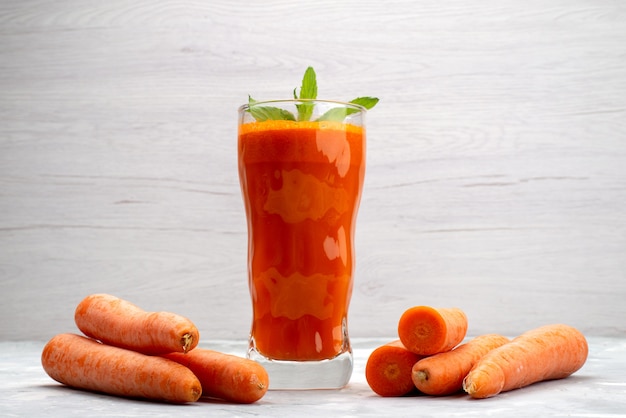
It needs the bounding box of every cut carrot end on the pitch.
[398,306,447,354]
[365,341,422,397]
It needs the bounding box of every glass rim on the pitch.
[238,99,367,113]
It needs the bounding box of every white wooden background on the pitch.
[1,0,625,343]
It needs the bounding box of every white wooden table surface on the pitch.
[2,338,626,417]
[1,0,625,398]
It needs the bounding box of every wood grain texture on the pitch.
[1,0,625,341]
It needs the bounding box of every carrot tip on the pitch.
[462,380,474,394]
[415,370,429,383]
[181,333,194,353]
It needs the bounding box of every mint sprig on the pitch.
[247,67,378,122]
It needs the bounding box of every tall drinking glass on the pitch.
[237,100,367,389]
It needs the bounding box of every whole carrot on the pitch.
[164,349,269,404]
[412,334,510,395]
[75,293,199,355]
[463,324,588,399]
[365,340,425,397]
[398,306,468,356]
[41,333,202,403]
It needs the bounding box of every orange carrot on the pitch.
[463,324,588,398]
[398,306,468,356]
[41,333,202,403]
[365,340,425,397]
[164,349,269,404]
[412,334,510,395]
[74,293,199,355]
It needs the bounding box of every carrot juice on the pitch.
[238,118,366,362]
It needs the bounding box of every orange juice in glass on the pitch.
[238,100,367,389]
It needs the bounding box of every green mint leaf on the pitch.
[298,66,318,100]
[251,106,296,121]
[295,66,317,121]
[317,96,379,122]
[248,95,296,121]
[316,108,348,122]
[349,96,379,110]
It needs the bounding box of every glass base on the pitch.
[247,347,353,390]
